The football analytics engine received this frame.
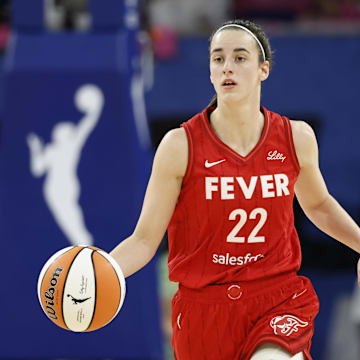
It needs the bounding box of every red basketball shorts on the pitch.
[171,274,319,360]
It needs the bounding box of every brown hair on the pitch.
[208,19,274,107]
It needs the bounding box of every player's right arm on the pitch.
[110,127,188,278]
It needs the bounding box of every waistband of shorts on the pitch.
[178,272,299,303]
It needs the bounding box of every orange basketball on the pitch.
[37,246,126,332]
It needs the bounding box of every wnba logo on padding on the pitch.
[270,315,308,336]
[27,84,104,246]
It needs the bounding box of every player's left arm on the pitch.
[291,120,360,280]
[26,132,47,176]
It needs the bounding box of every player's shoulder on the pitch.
[154,127,188,178]
[160,127,188,158]
[289,120,316,146]
[289,119,314,136]
[162,127,187,146]
[289,119,318,166]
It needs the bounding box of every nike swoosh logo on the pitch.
[205,159,226,168]
[292,289,307,299]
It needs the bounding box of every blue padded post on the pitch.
[0,8,162,360]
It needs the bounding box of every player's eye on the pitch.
[236,56,245,62]
[213,56,223,63]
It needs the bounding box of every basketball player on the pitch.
[111,19,360,359]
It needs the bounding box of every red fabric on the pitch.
[171,275,319,359]
[168,106,301,288]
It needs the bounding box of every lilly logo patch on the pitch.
[270,314,308,337]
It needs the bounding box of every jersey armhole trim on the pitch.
[282,116,300,173]
[180,122,193,186]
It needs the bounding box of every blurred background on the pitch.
[0,0,359,359]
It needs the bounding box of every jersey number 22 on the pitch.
[227,208,267,243]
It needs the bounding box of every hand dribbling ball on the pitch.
[37,246,126,332]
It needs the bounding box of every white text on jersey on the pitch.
[212,252,264,266]
[267,150,286,162]
[205,174,290,200]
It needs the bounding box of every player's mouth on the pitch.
[222,79,237,89]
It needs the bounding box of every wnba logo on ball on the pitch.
[44,267,63,320]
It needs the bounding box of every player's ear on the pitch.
[259,60,270,82]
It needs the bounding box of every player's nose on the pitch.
[222,58,234,75]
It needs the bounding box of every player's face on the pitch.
[209,30,269,104]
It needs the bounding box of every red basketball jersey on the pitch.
[167,106,302,288]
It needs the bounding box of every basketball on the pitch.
[37,246,126,332]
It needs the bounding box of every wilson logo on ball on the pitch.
[37,246,126,332]
[44,267,63,320]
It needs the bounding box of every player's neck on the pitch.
[210,99,264,155]
[215,100,261,124]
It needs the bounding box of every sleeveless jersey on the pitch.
[167,106,301,289]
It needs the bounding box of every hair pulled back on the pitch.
[208,19,274,107]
